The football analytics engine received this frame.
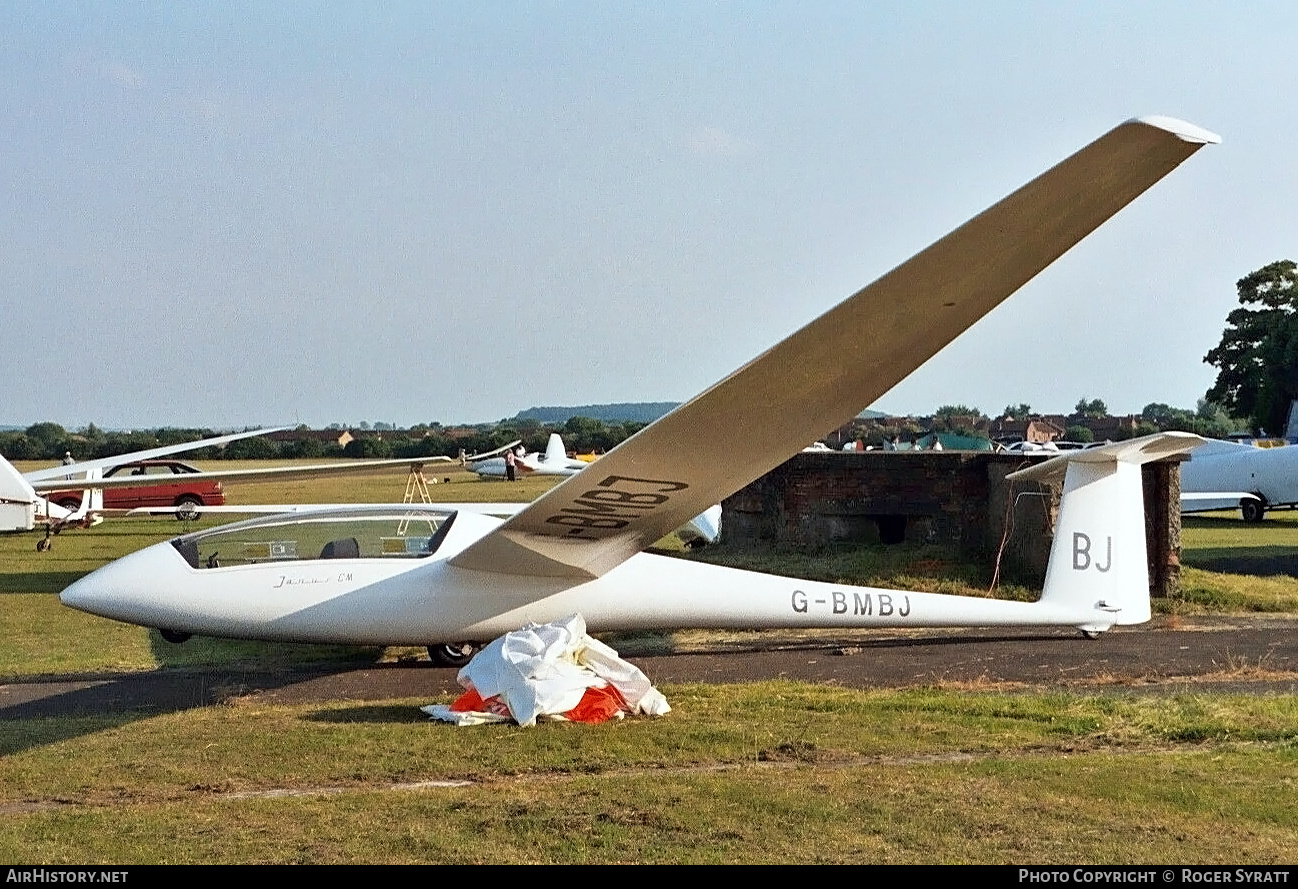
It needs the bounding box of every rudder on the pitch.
[1040,458,1150,628]
[1008,432,1205,631]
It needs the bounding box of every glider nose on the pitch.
[60,541,184,625]
[60,552,137,616]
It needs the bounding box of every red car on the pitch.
[49,460,225,519]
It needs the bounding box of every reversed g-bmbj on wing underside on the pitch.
[61,117,1218,660]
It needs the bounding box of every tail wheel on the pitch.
[428,643,477,668]
[1240,498,1266,523]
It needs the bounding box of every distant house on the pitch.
[1070,414,1140,441]
[990,416,1065,444]
[441,426,488,441]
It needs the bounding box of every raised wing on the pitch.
[462,440,523,463]
[23,427,292,484]
[29,456,451,494]
[450,116,1218,579]
[119,501,527,517]
[1180,492,1259,514]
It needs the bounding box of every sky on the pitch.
[2,2,1295,430]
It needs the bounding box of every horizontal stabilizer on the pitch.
[1007,432,1206,485]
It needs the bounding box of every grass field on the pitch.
[2,464,1297,862]
[3,688,1297,863]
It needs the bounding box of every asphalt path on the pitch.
[4,616,1296,720]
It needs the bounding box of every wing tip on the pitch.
[1129,115,1221,145]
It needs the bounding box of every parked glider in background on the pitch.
[469,434,589,478]
[3,429,464,542]
[61,116,1217,665]
[0,427,289,534]
[1179,438,1298,521]
[468,433,720,542]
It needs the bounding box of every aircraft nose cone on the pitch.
[59,574,93,610]
[58,576,90,609]
[59,541,182,624]
[60,558,131,615]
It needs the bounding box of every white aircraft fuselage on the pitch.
[1180,439,1298,519]
[60,497,1139,646]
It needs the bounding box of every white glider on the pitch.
[1,427,290,533]
[469,433,589,478]
[3,429,459,537]
[61,116,1217,664]
[1179,438,1298,521]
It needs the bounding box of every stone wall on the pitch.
[722,451,1182,593]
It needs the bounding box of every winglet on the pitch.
[1132,116,1221,145]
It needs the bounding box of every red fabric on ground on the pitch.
[449,688,511,718]
[563,684,629,724]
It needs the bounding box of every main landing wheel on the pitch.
[159,629,192,644]
[1080,629,1103,640]
[428,643,477,668]
[1240,499,1266,523]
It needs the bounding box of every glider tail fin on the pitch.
[544,433,567,463]
[68,468,104,522]
[1009,433,1205,630]
[1043,457,1151,629]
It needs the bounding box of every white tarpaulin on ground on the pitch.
[422,614,671,726]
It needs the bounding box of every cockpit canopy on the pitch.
[171,507,458,569]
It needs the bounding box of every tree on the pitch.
[932,405,988,438]
[1140,402,1178,425]
[1205,260,1298,435]
[1074,398,1107,418]
[1138,400,1245,439]
[1002,403,1032,419]
[223,436,280,460]
[344,437,392,459]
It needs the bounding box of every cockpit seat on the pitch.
[319,537,360,559]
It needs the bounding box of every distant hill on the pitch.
[513,403,681,424]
